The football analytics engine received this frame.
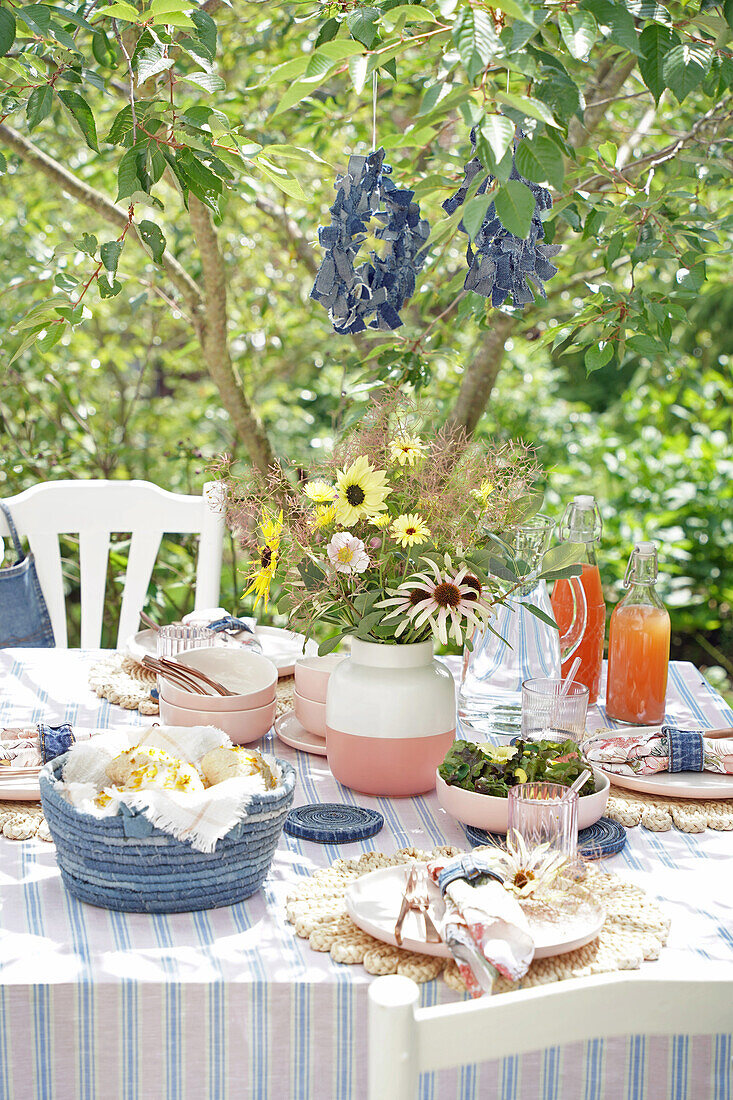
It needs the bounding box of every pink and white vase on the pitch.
[325,637,456,797]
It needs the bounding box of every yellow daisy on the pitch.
[391,513,431,548]
[312,503,336,530]
[334,455,390,526]
[259,507,284,545]
[471,480,495,507]
[388,435,427,467]
[243,544,278,610]
[370,513,392,529]
[303,480,336,504]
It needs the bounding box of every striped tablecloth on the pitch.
[0,650,732,1100]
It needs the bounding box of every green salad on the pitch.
[438,739,595,798]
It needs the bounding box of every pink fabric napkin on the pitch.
[582,728,733,776]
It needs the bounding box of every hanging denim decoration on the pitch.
[310,148,430,334]
[0,502,55,648]
[443,129,561,308]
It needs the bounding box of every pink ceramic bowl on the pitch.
[164,647,277,712]
[294,654,345,703]
[435,769,610,834]
[159,692,277,745]
[293,690,327,739]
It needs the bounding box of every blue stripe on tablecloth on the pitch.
[151,915,181,1100]
[714,1034,731,1099]
[583,1037,604,1100]
[191,910,226,1100]
[671,1034,688,1100]
[19,824,52,1100]
[628,1036,645,1099]
[542,1044,561,1100]
[109,909,138,1100]
[0,986,8,1100]
[63,891,95,1100]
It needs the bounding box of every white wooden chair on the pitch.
[0,480,225,648]
[368,968,733,1100]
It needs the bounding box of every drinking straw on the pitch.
[562,768,592,801]
[549,655,582,728]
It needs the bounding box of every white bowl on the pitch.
[159,692,276,745]
[164,647,277,712]
[435,769,610,834]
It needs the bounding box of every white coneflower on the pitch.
[326,532,370,575]
[378,556,493,645]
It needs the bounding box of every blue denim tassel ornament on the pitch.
[443,129,561,308]
[311,148,430,334]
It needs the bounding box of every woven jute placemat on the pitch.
[285,846,670,995]
[605,788,733,833]
[0,800,51,841]
[88,651,296,719]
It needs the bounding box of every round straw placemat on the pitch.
[0,800,51,841]
[285,845,670,994]
[605,788,733,833]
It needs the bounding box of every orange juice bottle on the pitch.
[551,496,605,705]
[606,542,670,724]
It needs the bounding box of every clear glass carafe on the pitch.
[458,515,587,738]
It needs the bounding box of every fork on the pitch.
[412,868,442,944]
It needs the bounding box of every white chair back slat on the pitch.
[78,530,111,650]
[0,480,225,649]
[26,534,68,648]
[194,481,225,612]
[116,529,163,648]
[368,970,733,1100]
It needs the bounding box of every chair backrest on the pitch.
[368,969,733,1100]
[0,479,225,648]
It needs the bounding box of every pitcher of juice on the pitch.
[606,541,670,724]
[551,495,606,705]
[459,515,587,737]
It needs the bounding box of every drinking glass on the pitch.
[156,624,217,659]
[507,781,578,864]
[521,677,589,743]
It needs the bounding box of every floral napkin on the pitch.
[0,723,75,767]
[581,726,733,776]
[427,852,535,997]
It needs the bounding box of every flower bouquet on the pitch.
[226,394,547,655]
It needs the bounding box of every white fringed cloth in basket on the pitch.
[56,725,281,852]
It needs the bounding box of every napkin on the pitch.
[427,853,535,997]
[56,725,282,852]
[581,726,733,776]
[1,723,76,767]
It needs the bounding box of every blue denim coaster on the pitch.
[38,723,74,764]
[284,804,384,843]
[663,726,705,772]
[465,816,627,859]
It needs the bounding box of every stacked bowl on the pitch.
[293,654,344,742]
[158,646,278,744]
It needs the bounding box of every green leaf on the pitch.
[57,90,99,151]
[136,45,174,82]
[98,274,122,298]
[116,143,144,200]
[494,179,535,237]
[75,232,98,255]
[453,7,498,81]
[316,39,366,60]
[180,71,226,93]
[627,334,664,356]
[639,24,679,103]
[524,602,560,630]
[462,194,491,240]
[581,0,640,54]
[514,136,564,189]
[0,7,16,57]
[478,114,515,163]
[724,0,733,33]
[175,147,222,211]
[152,10,194,27]
[189,9,216,57]
[106,103,140,144]
[99,1,140,20]
[149,0,189,14]
[16,5,51,35]
[256,158,305,200]
[585,342,614,372]
[315,16,338,47]
[347,7,379,48]
[0,150,7,175]
[137,219,166,262]
[495,90,559,127]
[26,84,53,131]
[100,239,123,275]
[663,43,713,103]
[318,631,348,656]
[558,10,597,60]
[534,69,582,122]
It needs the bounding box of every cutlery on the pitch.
[394,865,418,946]
[142,656,235,697]
[412,868,442,944]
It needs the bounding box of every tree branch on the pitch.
[254,193,318,276]
[0,123,204,326]
[447,56,639,435]
[188,196,279,476]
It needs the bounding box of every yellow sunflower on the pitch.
[388,435,427,467]
[391,513,431,548]
[312,503,336,530]
[334,455,390,526]
[259,507,284,544]
[471,480,495,507]
[243,543,278,610]
[303,480,336,504]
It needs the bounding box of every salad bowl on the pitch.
[435,768,610,834]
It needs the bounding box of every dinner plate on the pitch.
[275,711,328,756]
[124,625,318,677]
[0,775,41,800]
[346,863,605,960]
[599,767,733,800]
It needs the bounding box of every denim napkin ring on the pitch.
[438,853,504,895]
[663,726,704,772]
[38,723,75,764]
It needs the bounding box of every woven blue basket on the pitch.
[40,753,296,913]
